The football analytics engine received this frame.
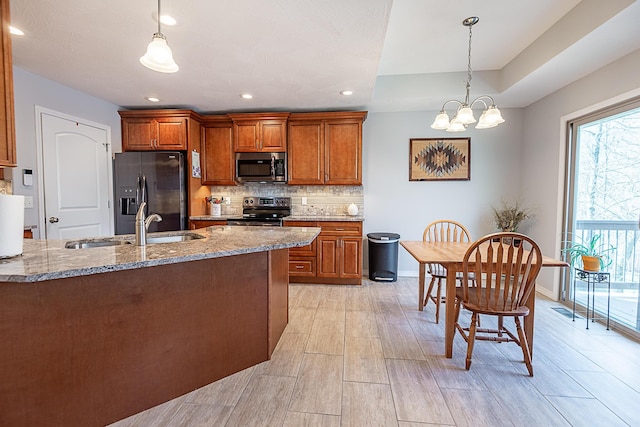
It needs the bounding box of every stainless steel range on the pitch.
[226,196,291,226]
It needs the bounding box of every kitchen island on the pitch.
[0,226,319,427]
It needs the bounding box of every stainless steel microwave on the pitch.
[235,152,287,184]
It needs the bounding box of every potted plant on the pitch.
[492,199,532,232]
[562,233,615,272]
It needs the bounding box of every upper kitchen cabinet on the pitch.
[288,111,367,185]
[0,0,16,168]
[228,113,289,152]
[201,116,236,186]
[119,110,198,151]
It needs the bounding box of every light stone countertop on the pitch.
[284,215,364,222]
[189,215,365,222]
[0,226,320,283]
[189,214,236,221]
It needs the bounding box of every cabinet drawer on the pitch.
[189,220,227,229]
[289,258,316,276]
[289,239,316,257]
[319,221,362,236]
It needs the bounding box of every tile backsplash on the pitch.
[0,179,12,195]
[208,185,364,217]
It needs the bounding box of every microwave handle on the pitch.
[271,155,276,180]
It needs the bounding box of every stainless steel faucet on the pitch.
[135,202,162,246]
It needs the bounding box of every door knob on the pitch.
[49,217,59,223]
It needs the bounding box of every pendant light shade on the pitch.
[430,17,504,131]
[140,33,179,73]
[140,0,179,73]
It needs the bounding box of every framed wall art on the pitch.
[409,137,470,181]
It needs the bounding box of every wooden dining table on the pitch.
[400,240,568,358]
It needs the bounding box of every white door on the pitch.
[41,111,112,239]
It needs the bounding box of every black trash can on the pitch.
[367,232,401,282]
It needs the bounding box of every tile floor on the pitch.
[110,277,640,426]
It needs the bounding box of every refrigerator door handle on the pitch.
[135,175,142,208]
[141,174,147,206]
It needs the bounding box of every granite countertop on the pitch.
[189,214,236,221]
[0,226,320,283]
[189,215,364,222]
[284,215,364,222]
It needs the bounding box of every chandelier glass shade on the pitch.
[140,0,179,73]
[431,17,504,132]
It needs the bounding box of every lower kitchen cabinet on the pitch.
[287,220,362,285]
[189,219,227,229]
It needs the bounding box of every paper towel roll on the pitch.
[0,194,25,258]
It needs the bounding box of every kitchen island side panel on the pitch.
[0,251,272,427]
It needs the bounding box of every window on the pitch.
[564,97,640,335]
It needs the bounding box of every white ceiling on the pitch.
[9,0,640,114]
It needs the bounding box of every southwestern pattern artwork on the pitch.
[409,138,470,181]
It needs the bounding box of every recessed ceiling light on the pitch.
[9,26,24,36]
[145,97,160,102]
[240,93,253,99]
[340,90,354,96]
[152,11,177,26]
[160,15,176,26]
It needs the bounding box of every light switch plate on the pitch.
[302,197,307,205]
[24,196,33,208]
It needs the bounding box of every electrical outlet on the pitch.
[301,197,307,205]
[24,196,34,208]
[225,197,231,205]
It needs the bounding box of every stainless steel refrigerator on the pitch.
[114,152,187,235]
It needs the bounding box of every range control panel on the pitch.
[243,196,291,208]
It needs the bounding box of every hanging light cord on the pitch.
[156,0,162,35]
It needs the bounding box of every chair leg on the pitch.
[465,312,478,370]
[514,316,534,376]
[497,315,504,338]
[424,276,437,307]
[434,279,442,324]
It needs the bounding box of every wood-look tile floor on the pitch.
[109,277,640,427]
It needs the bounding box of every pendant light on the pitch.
[431,17,504,132]
[140,0,179,73]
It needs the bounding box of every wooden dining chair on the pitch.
[422,220,472,323]
[454,232,543,376]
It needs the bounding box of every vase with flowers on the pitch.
[205,195,223,217]
[492,199,532,232]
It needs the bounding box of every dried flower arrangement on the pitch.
[492,199,532,232]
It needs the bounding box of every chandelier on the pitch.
[431,17,504,132]
[140,0,179,73]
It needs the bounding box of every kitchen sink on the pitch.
[65,233,204,249]
[65,239,132,249]
[146,233,205,244]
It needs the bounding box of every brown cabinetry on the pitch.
[0,0,16,167]
[119,110,195,151]
[229,113,289,152]
[287,220,318,278]
[286,220,362,285]
[189,219,227,229]
[288,112,366,185]
[201,116,235,185]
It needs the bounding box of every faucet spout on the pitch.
[135,202,162,246]
[145,214,163,229]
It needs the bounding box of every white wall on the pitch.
[522,48,640,298]
[8,67,121,237]
[362,109,525,276]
